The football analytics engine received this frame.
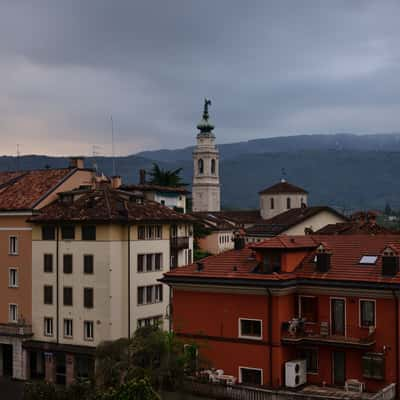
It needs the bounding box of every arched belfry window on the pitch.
[287,197,291,209]
[211,159,216,174]
[198,159,204,174]
[270,198,274,210]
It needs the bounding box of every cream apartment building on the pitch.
[26,184,193,384]
[0,160,93,380]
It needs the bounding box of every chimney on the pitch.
[111,176,122,189]
[69,157,85,169]
[139,169,146,185]
[382,247,399,276]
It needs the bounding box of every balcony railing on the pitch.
[170,236,190,250]
[281,319,375,348]
[0,323,33,337]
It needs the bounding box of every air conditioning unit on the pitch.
[285,359,307,388]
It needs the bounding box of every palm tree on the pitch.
[148,163,187,187]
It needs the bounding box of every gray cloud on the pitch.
[0,0,400,155]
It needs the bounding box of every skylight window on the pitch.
[359,256,378,265]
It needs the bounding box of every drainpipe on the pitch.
[128,224,131,338]
[56,225,60,344]
[392,290,399,397]
[266,288,273,387]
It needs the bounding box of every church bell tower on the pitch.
[192,99,221,212]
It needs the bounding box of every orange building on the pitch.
[163,235,400,397]
[0,160,93,379]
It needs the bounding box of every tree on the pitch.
[96,338,132,388]
[148,163,187,187]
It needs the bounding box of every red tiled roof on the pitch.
[164,234,400,287]
[29,186,194,224]
[259,180,308,195]
[165,247,295,281]
[315,221,393,235]
[245,206,347,236]
[203,210,262,225]
[0,169,76,211]
[121,184,189,194]
[250,235,318,249]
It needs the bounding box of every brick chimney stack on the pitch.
[69,157,85,169]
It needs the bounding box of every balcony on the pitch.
[0,323,33,338]
[281,319,375,349]
[170,236,190,250]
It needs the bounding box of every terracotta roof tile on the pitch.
[315,221,393,235]
[29,186,194,224]
[245,206,347,236]
[259,180,308,195]
[0,169,75,211]
[164,234,400,287]
[121,184,189,194]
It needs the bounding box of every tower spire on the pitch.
[196,98,215,135]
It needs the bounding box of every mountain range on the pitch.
[2,133,400,212]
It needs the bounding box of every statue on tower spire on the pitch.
[197,98,214,135]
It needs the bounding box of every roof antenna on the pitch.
[281,167,287,183]
[16,144,21,171]
[92,144,101,175]
[111,115,116,177]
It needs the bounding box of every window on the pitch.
[360,256,378,265]
[63,254,73,274]
[137,255,144,272]
[64,319,73,338]
[299,296,318,322]
[262,253,281,273]
[363,353,384,380]
[146,286,153,304]
[155,253,162,271]
[198,158,204,174]
[61,225,75,240]
[82,225,96,241]
[360,300,375,327]
[155,285,163,302]
[8,304,18,323]
[9,236,18,255]
[138,285,163,305]
[84,255,94,274]
[239,367,262,385]
[137,315,163,329]
[298,349,318,373]
[286,197,291,209]
[239,318,262,339]
[44,254,53,273]
[84,288,94,308]
[8,268,18,288]
[270,198,274,210]
[44,317,53,336]
[188,249,192,264]
[138,253,163,272]
[84,321,94,341]
[63,287,73,306]
[137,286,145,305]
[44,285,53,305]
[42,225,56,240]
[146,254,153,272]
[138,225,162,240]
[138,226,146,240]
[211,159,216,174]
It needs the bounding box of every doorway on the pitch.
[2,344,13,377]
[331,298,345,335]
[55,353,66,385]
[332,351,346,386]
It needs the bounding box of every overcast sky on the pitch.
[1,1,400,156]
